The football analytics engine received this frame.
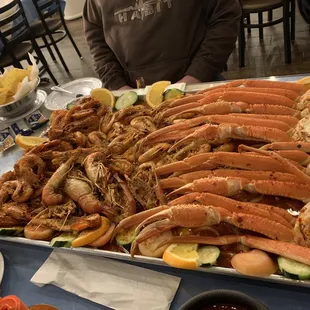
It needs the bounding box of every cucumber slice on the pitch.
[0,227,24,236]
[198,246,220,266]
[115,91,138,110]
[278,256,310,280]
[50,233,77,248]
[164,89,185,101]
[115,226,137,246]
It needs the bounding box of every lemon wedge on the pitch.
[296,76,310,90]
[146,81,171,108]
[90,88,115,108]
[72,216,111,248]
[163,243,200,270]
[15,134,49,149]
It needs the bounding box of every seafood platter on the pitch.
[2,76,310,287]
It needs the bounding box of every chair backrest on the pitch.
[0,0,30,46]
[31,0,61,20]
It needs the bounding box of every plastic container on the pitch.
[179,290,269,310]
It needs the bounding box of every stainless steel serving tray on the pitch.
[1,74,310,288]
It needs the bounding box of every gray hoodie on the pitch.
[83,0,241,90]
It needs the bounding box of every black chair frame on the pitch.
[0,0,58,84]
[31,0,82,73]
[239,0,295,68]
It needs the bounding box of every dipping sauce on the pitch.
[202,305,249,310]
[28,305,59,310]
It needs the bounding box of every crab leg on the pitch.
[198,91,295,108]
[261,141,310,152]
[178,102,300,118]
[169,177,310,203]
[169,192,295,226]
[156,235,310,266]
[161,93,222,118]
[243,80,307,95]
[147,127,197,144]
[144,116,211,143]
[202,87,300,101]
[179,169,302,184]
[171,124,291,151]
[238,144,310,184]
[168,94,206,108]
[131,204,294,255]
[229,114,300,127]
[160,169,303,190]
[205,115,292,132]
[111,205,170,240]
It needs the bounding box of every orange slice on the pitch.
[72,216,110,248]
[15,134,49,149]
[163,243,200,270]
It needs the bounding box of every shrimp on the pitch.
[42,157,75,206]
[83,152,109,191]
[64,177,116,219]
[2,202,30,220]
[0,171,15,188]
[14,154,46,187]
[0,180,34,205]
[86,131,108,147]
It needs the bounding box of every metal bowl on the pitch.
[0,78,40,118]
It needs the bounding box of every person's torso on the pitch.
[96,0,207,86]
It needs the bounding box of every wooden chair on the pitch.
[30,0,82,73]
[239,0,295,68]
[0,0,58,84]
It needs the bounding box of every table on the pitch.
[0,74,310,310]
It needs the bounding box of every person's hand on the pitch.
[177,75,201,84]
[118,85,133,90]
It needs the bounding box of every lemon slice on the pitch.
[72,216,110,248]
[163,243,200,270]
[90,88,115,108]
[15,134,49,149]
[296,76,310,90]
[146,81,171,108]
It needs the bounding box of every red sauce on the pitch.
[201,305,249,310]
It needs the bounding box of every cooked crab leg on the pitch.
[174,102,300,119]
[168,94,206,108]
[204,115,292,132]
[238,144,310,185]
[131,204,294,256]
[229,114,300,127]
[170,124,292,151]
[168,192,294,228]
[197,91,296,108]
[156,235,310,266]
[261,142,310,152]
[202,87,300,101]
[156,151,305,176]
[111,205,170,240]
[159,170,303,189]
[168,177,310,203]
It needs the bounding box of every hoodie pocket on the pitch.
[124,57,190,87]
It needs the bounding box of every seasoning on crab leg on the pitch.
[261,141,310,152]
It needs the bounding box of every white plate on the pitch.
[0,251,4,285]
[0,90,47,124]
[45,77,102,111]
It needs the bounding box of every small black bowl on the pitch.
[179,290,269,310]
